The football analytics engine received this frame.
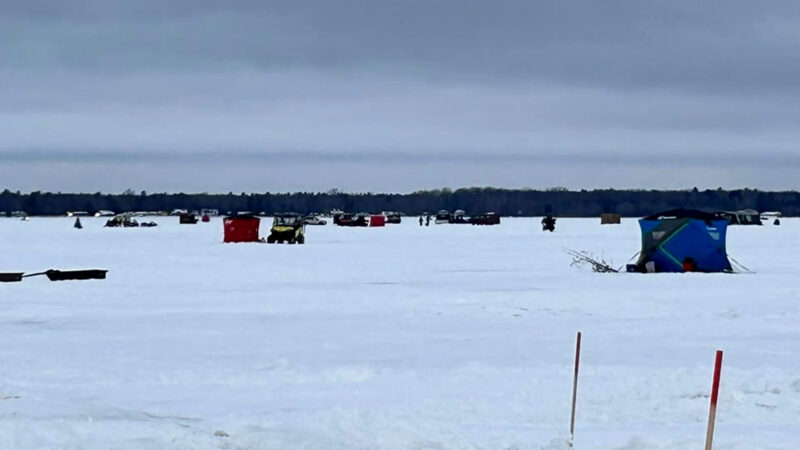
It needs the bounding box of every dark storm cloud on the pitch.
[1,1,800,192]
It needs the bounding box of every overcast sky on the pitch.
[2,1,799,193]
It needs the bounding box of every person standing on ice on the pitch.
[419,216,423,226]
[541,215,556,232]
[74,217,83,229]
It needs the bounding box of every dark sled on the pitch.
[43,269,108,281]
[0,272,24,283]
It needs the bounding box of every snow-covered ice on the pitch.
[1,217,799,449]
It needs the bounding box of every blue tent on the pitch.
[634,209,732,273]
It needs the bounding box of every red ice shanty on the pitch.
[223,214,261,243]
[369,214,386,227]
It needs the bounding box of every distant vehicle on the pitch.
[435,210,451,224]
[179,213,198,224]
[268,213,306,244]
[720,209,761,225]
[382,212,402,224]
[357,213,373,225]
[201,208,219,217]
[303,215,328,225]
[66,211,89,217]
[170,209,188,216]
[449,210,469,224]
[470,212,500,225]
[10,211,28,218]
[761,211,782,226]
[333,212,347,225]
[105,214,139,227]
[333,212,368,227]
[94,210,115,217]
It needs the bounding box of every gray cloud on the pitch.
[1,1,799,192]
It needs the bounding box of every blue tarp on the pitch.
[637,217,732,273]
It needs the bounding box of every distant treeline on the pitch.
[1,187,799,217]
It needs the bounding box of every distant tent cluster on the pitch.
[30,205,764,274]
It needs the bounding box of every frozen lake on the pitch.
[1,216,798,449]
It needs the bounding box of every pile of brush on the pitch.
[564,248,619,273]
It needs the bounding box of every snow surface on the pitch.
[1,217,799,449]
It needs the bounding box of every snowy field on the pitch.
[1,216,798,449]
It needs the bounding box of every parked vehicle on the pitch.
[267,213,306,244]
[719,209,761,225]
[470,212,500,225]
[760,211,782,223]
[450,210,470,224]
[435,210,451,224]
[105,214,139,227]
[334,212,368,227]
[303,215,328,225]
[383,212,402,224]
[179,213,198,224]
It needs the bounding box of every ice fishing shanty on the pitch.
[223,214,261,243]
[630,209,732,273]
[600,213,621,224]
[369,214,386,227]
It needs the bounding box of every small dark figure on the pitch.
[425,215,431,226]
[774,218,781,226]
[74,217,83,229]
[541,215,556,232]
[419,216,423,226]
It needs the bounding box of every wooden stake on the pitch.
[704,350,723,450]
[569,331,582,447]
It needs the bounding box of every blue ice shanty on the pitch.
[632,209,732,273]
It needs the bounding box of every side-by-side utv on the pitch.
[267,213,306,244]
